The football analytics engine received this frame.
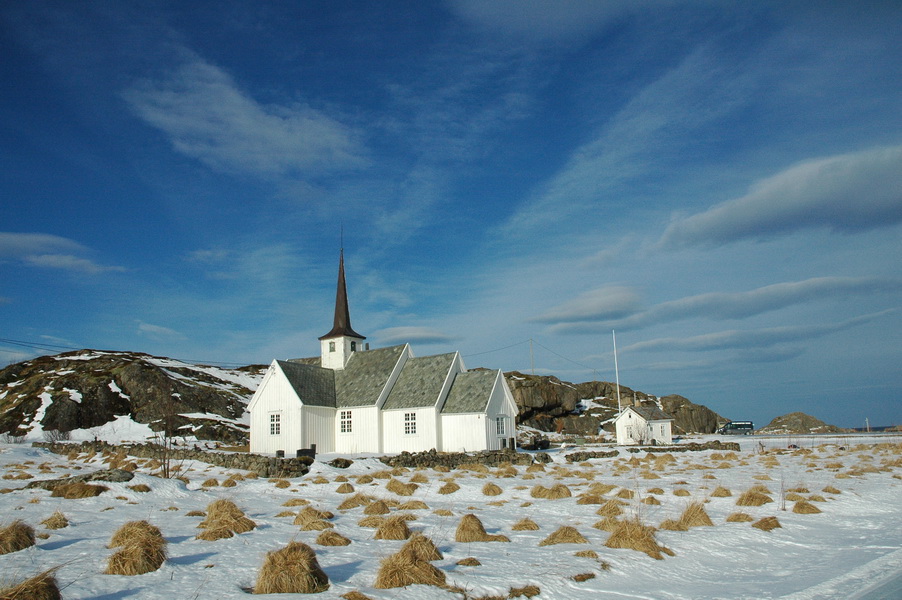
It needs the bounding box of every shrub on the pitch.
[253,542,329,594]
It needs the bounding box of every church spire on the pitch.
[319,249,365,341]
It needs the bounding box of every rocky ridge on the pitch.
[757,412,848,435]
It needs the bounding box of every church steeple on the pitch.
[319,249,365,370]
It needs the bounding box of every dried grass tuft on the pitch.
[752,516,782,532]
[41,511,68,530]
[457,557,481,566]
[105,520,167,575]
[356,474,374,484]
[373,547,446,589]
[386,478,417,496]
[401,532,443,561]
[196,499,256,540]
[530,484,571,499]
[642,496,661,506]
[438,481,460,495]
[336,483,355,494]
[822,485,842,495]
[736,489,773,507]
[374,515,411,540]
[482,482,503,496]
[615,488,635,500]
[357,515,385,528]
[341,592,373,600]
[409,473,430,484]
[397,500,429,511]
[792,500,822,514]
[604,517,674,560]
[0,569,61,600]
[0,520,35,555]
[455,514,510,543]
[253,541,329,594]
[710,486,732,497]
[50,482,107,499]
[282,498,310,507]
[337,493,374,510]
[596,499,625,518]
[538,526,588,546]
[574,549,598,559]
[363,500,390,515]
[726,512,754,523]
[127,484,151,493]
[512,517,540,531]
[673,488,691,497]
[316,530,351,546]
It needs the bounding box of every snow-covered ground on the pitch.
[1,434,900,599]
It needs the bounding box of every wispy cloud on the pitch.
[531,286,641,323]
[136,320,186,342]
[547,277,902,333]
[659,145,902,248]
[622,309,896,354]
[376,326,457,345]
[0,232,124,274]
[122,54,367,178]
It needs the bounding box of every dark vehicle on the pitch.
[717,421,754,435]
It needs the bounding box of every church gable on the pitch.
[275,360,336,407]
[382,352,457,410]
[334,344,407,407]
[441,370,498,414]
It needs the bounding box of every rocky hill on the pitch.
[757,412,847,435]
[504,371,724,436]
[0,350,726,444]
[0,350,264,443]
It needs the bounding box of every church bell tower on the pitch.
[319,249,365,370]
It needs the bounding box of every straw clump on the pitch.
[438,481,460,495]
[50,482,107,499]
[253,541,329,594]
[710,486,732,497]
[596,499,624,518]
[401,532,443,561]
[0,569,61,600]
[373,546,446,589]
[792,500,822,514]
[482,482,503,496]
[752,516,782,532]
[363,500,390,515]
[0,520,36,555]
[736,489,773,507]
[316,530,351,546]
[386,478,418,496]
[338,493,374,510]
[196,499,256,540]
[662,502,714,531]
[374,515,411,540]
[726,512,754,523]
[538,526,588,546]
[105,520,167,575]
[41,511,68,530]
[512,518,540,531]
[604,517,674,560]
[455,514,510,543]
[530,484,571,499]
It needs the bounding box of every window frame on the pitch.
[495,416,505,436]
[339,410,352,434]
[404,412,417,435]
[269,412,281,436]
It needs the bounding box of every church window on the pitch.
[496,416,505,436]
[350,341,356,352]
[269,413,281,435]
[329,341,335,352]
[340,410,352,433]
[404,412,416,435]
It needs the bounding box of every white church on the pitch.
[249,251,519,456]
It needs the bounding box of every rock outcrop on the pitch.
[0,350,263,443]
[757,412,847,435]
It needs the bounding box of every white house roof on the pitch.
[442,370,498,414]
[382,353,457,410]
[617,405,673,422]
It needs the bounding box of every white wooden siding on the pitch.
[249,362,304,455]
[335,406,380,453]
[382,406,438,454]
[440,413,487,452]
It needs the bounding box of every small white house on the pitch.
[614,405,674,446]
[248,251,519,456]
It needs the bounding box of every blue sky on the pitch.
[2,1,900,428]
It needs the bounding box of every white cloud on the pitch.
[532,286,641,323]
[123,55,367,177]
[375,326,457,345]
[660,145,902,248]
[136,321,186,341]
[0,232,124,274]
[622,309,895,354]
[550,276,902,333]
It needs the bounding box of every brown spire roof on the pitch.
[319,250,365,341]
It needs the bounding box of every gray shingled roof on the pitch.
[334,345,406,407]
[382,353,456,410]
[631,405,673,421]
[276,360,336,407]
[441,370,498,414]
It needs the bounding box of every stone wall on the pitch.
[625,440,741,453]
[32,441,311,479]
[378,448,551,469]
